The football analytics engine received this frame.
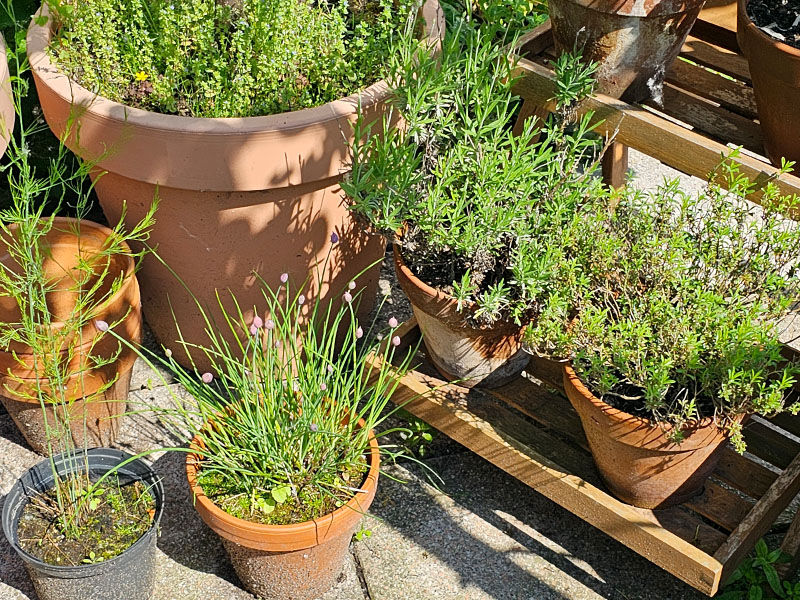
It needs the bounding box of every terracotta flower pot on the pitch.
[738,0,800,166]
[26,3,444,371]
[393,245,528,389]
[548,0,706,103]
[563,363,734,509]
[0,218,141,454]
[185,426,379,600]
[0,33,14,156]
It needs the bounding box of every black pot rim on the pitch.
[1,447,165,574]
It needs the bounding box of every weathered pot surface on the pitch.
[393,245,528,389]
[0,218,141,454]
[26,2,444,370]
[186,423,379,600]
[738,0,800,167]
[563,363,733,509]
[0,34,13,156]
[549,0,706,103]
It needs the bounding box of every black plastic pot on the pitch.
[1,448,164,600]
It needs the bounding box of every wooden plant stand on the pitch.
[512,7,800,200]
[373,320,800,596]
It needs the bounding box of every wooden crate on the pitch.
[373,320,800,597]
[511,7,800,201]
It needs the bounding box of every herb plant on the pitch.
[1,0,158,556]
[718,539,798,600]
[527,157,800,450]
[116,251,417,525]
[45,0,418,118]
[343,23,603,327]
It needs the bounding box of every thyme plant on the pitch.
[343,23,603,326]
[527,157,800,451]
[116,251,418,524]
[45,0,418,117]
[1,1,156,540]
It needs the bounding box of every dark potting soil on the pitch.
[17,476,155,566]
[748,0,800,49]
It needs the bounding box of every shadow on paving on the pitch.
[367,450,709,600]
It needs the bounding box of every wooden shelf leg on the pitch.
[602,141,629,189]
[779,506,800,579]
[513,99,550,139]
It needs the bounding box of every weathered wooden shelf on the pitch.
[375,320,800,597]
[512,7,800,204]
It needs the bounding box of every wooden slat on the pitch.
[667,59,758,120]
[715,452,800,585]
[743,417,800,470]
[511,58,800,208]
[680,35,752,83]
[779,505,800,578]
[644,83,763,153]
[713,450,780,499]
[602,142,629,188]
[769,412,800,439]
[698,0,739,36]
[377,361,727,594]
[515,21,553,57]
[684,481,756,532]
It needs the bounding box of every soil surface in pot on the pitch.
[17,475,155,566]
[747,0,800,48]
[197,456,367,526]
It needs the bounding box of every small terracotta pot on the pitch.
[393,245,528,388]
[563,363,734,509]
[0,34,14,156]
[0,218,141,454]
[186,425,379,600]
[549,0,705,103]
[738,0,800,166]
[27,3,444,371]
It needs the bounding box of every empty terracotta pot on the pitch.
[393,245,528,389]
[548,0,705,102]
[738,0,800,166]
[27,2,444,371]
[0,218,141,454]
[0,34,14,156]
[186,425,379,600]
[563,363,733,509]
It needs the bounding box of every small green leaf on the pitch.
[748,585,763,600]
[271,485,291,504]
[756,539,769,559]
[763,563,783,597]
[255,496,276,514]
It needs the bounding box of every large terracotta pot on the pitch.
[738,0,800,166]
[0,218,141,454]
[186,425,379,600]
[563,363,734,509]
[27,3,444,371]
[548,0,706,103]
[1,33,14,156]
[393,245,528,388]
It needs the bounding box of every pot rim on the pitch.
[562,362,723,432]
[0,216,136,338]
[2,448,165,572]
[185,418,380,550]
[738,0,800,59]
[26,2,444,135]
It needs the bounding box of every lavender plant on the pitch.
[343,23,603,327]
[45,0,418,118]
[115,248,418,524]
[526,157,800,451]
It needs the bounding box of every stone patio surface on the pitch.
[0,151,791,600]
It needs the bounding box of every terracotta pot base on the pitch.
[563,364,733,509]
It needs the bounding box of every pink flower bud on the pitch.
[356,326,364,339]
[95,320,109,332]
[392,335,401,347]
[265,319,275,330]
[165,348,173,358]
[343,292,353,303]
[310,423,319,432]
[280,273,289,283]
[298,295,305,306]
[348,281,356,290]
[327,364,334,373]
[389,317,398,328]
[249,324,258,336]
[253,316,263,329]
[320,382,327,391]
[201,372,214,384]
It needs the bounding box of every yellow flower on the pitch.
[134,71,149,82]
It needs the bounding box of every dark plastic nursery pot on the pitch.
[1,448,165,600]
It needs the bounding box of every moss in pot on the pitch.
[108,245,420,600]
[526,158,800,509]
[343,24,605,388]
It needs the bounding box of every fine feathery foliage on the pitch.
[343,23,604,327]
[526,157,800,451]
[111,252,419,525]
[45,0,419,117]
